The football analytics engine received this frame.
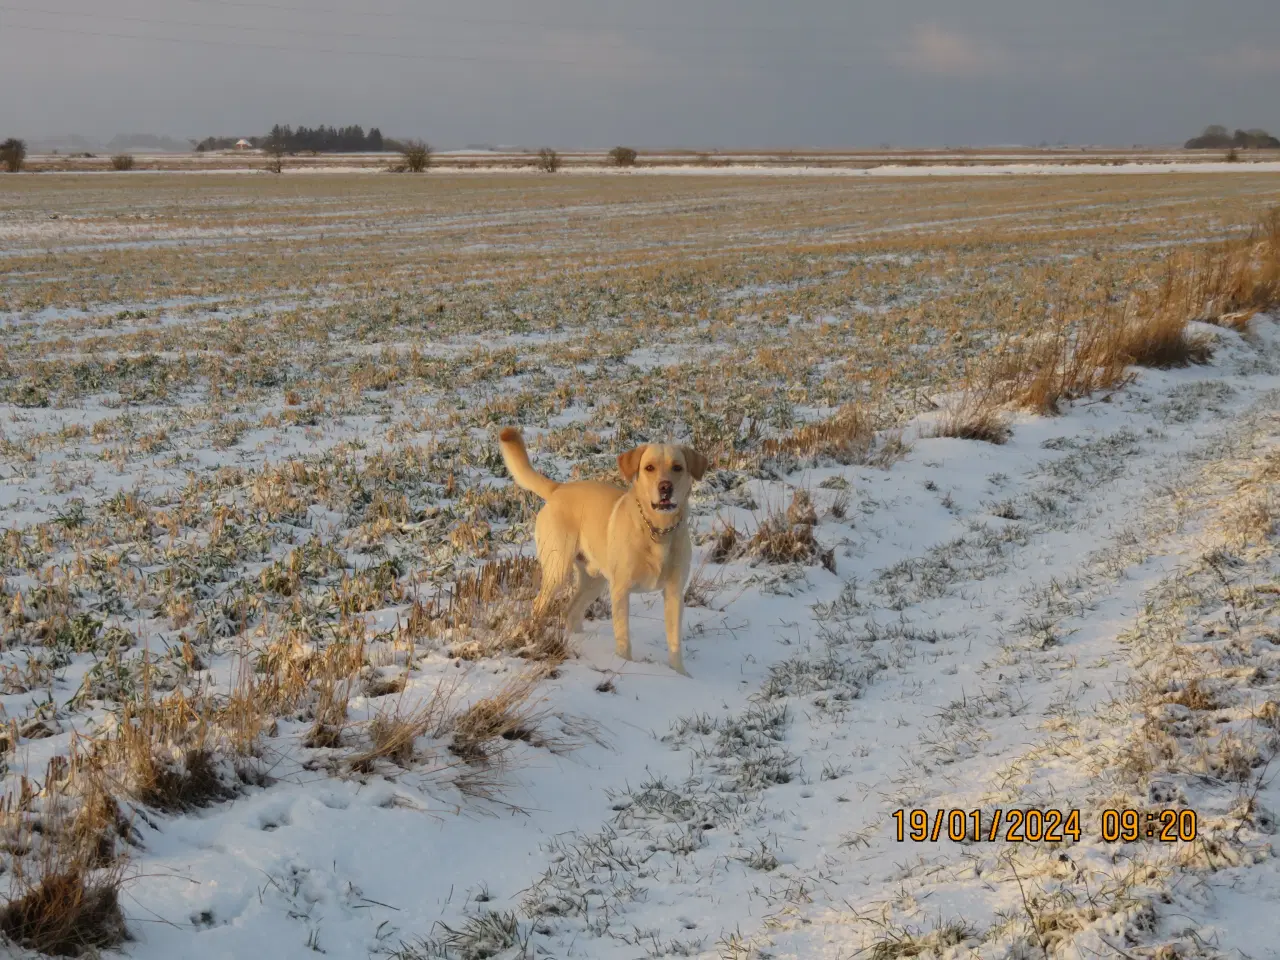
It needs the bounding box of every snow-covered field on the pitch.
[19,146,1280,177]
[20,160,1280,178]
[0,174,1278,959]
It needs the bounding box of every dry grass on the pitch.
[1,866,127,957]
[1161,677,1221,711]
[304,674,353,749]
[449,669,549,764]
[708,520,741,564]
[96,695,236,812]
[920,209,1280,436]
[926,386,1013,444]
[422,557,570,664]
[0,768,130,956]
[1114,300,1214,369]
[746,491,836,572]
[1,173,1278,940]
[759,404,874,466]
[683,561,725,608]
[1172,207,1280,322]
[924,208,1278,435]
[348,680,455,773]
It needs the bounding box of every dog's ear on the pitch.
[681,447,709,481]
[617,445,647,484]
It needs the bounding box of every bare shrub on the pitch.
[400,140,432,173]
[110,154,135,172]
[536,147,561,173]
[1226,147,1241,163]
[609,146,638,167]
[263,149,284,175]
[1,137,25,173]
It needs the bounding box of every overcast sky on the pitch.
[1,0,1278,148]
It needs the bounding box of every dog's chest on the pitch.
[627,540,682,594]
[631,562,663,594]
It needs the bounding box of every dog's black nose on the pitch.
[658,480,673,498]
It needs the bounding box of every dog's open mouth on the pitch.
[653,498,679,513]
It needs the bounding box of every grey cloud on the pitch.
[1,0,1277,148]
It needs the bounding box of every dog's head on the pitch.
[617,444,709,519]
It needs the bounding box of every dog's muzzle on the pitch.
[654,481,678,512]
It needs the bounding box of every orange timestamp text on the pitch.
[892,808,1199,843]
[892,808,1081,843]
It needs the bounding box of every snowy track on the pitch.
[92,316,1280,960]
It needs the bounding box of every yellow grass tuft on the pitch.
[746,491,836,572]
[759,404,874,465]
[348,680,454,773]
[449,669,549,765]
[414,557,570,664]
[0,763,130,957]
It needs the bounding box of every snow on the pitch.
[4,312,1266,959]
[24,161,1280,178]
[4,177,1280,958]
[589,161,1280,177]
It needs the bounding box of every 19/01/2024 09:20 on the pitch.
[891,808,1199,843]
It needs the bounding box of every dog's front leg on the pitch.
[610,584,632,661]
[663,579,689,676]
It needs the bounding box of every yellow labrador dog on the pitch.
[499,428,708,676]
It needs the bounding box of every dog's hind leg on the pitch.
[565,572,606,635]
[532,514,575,619]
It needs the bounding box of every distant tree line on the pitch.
[195,124,391,153]
[1185,125,1280,149]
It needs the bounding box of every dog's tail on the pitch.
[499,428,560,501]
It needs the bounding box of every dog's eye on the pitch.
[672,464,684,472]
[644,464,655,472]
